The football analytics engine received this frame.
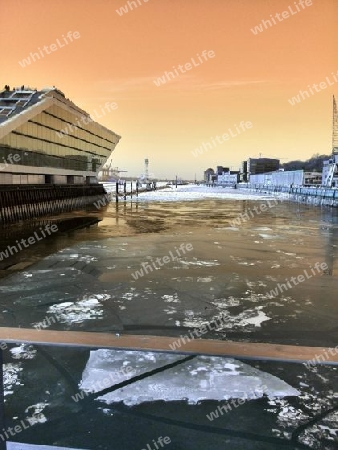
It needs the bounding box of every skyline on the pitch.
[1,0,337,179]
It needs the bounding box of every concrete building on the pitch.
[0,85,121,185]
[247,158,280,180]
[249,170,321,187]
[217,170,239,186]
[0,85,121,224]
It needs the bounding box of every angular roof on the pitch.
[0,85,120,142]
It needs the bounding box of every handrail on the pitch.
[1,328,338,365]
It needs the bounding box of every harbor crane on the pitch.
[323,96,338,187]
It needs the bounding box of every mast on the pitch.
[333,95,338,154]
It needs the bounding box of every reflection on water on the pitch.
[1,197,338,450]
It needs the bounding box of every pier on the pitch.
[0,184,107,225]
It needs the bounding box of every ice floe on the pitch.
[82,353,301,406]
[79,349,186,393]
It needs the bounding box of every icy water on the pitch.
[1,186,338,449]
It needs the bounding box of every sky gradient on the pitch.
[1,0,337,180]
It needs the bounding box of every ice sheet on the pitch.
[80,349,186,392]
[103,184,279,203]
[79,350,299,406]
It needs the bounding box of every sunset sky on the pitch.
[1,0,337,180]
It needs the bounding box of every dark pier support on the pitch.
[0,184,108,225]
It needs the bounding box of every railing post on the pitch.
[116,182,119,203]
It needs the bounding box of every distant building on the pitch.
[217,170,239,186]
[204,168,214,183]
[240,160,248,182]
[304,172,322,186]
[216,165,229,175]
[247,158,279,180]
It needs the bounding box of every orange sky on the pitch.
[1,0,337,179]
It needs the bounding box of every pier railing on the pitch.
[1,328,338,449]
[236,184,338,206]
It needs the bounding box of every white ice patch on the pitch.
[25,403,48,425]
[3,363,23,396]
[47,295,106,324]
[10,344,37,360]
[162,294,180,303]
[212,297,241,308]
[80,349,186,393]
[68,253,98,262]
[197,277,213,282]
[209,302,271,331]
[121,291,140,301]
[96,355,299,406]
[212,305,271,330]
[268,398,308,428]
[133,184,277,203]
[180,259,220,267]
[246,280,267,288]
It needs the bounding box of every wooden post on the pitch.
[116,182,119,203]
[124,181,127,201]
[130,181,133,199]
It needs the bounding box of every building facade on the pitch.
[204,168,215,183]
[217,171,239,186]
[0,86,121,185]
[247,158,280,180]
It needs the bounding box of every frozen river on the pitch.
[1,185,338,449]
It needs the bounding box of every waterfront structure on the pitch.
[0,85,121,224]
[249,170,321,186]
[246,158,280,180]
[0,85,121,185]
